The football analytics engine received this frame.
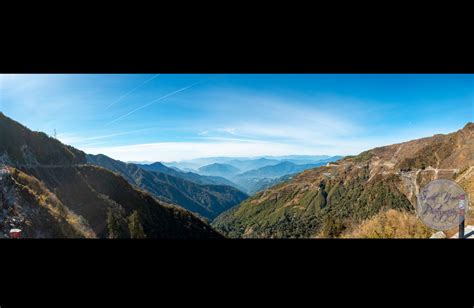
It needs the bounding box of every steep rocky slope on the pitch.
[0,166,94,238]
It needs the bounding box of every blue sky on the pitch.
[0,74,472,162]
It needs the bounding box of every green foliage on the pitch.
[128,210,146,239]
[398,139,456,171]
[321,215,346,238]
[351,150,374,163]
[213,172,413,238]
[106,206,129,239]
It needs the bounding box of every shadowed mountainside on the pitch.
[87,154,248,220]
[0,113,222,238]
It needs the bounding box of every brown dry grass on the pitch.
[10,168,96,238]
[342,209,432,238]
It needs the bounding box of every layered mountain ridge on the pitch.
[87,154,248,220]
[0,113,222,238]
[212,123,474,238]
[191,156,343,195]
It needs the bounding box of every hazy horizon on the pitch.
[127,154,339,164]
[1,74,472,162]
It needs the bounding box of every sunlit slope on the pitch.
[213,123,473,238]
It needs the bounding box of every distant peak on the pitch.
[278,161,296,166]
[208,163,230,167]
[150,161,166,166]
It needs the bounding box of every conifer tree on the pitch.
[128,210,146,238]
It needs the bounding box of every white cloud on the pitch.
[79,137,391,162]
[216,127,238,135]
[7,75,461,163]
[81,141,324,162]
[73,88,398,161]
[192,90,365,146]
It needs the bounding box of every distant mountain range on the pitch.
[236,161,329,179]
[232,173,296,196]
[0,113,222,238]
[230,161,336,194]
[87,154,248,220]
[219,158,281,172]
[162,155,343,195]
[136,162,239,188]
[163,155,334,172]
[198,163,241,178]
[188,156,343,195]
[212,123,474,238]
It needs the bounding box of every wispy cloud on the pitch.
[106,81,202,126]
[192,136,268,143]
[88,89,375,161]
[105,74,160,110]
[57,127,157,146]
[4,74,471,163]
[188,90,363,147]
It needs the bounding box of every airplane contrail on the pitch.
[57,127,159,145]
[105,74,160,110]
[105,81,202,126]
[77,128,157,142]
